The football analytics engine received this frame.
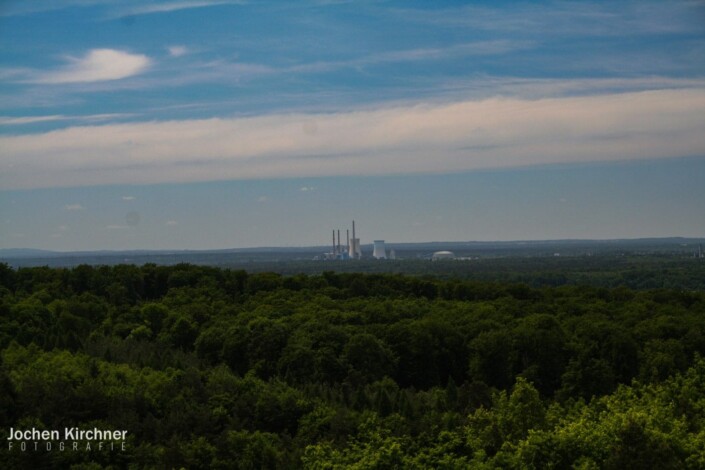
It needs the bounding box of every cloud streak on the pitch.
[288,40,531,74]
[395,1,704,37]
[0,113,135,126]
[1,0,243,17]
[167,45,189,57]
[1,89,704,190]
[32,49,150,84]
[119,1,243,17]
[0,115,66,125]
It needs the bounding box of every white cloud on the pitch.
[106,224,128,230]
[0,115,65,125]
[33,49,150,84]
[1,0,242,17]
[0,113,135,126]
[438,76,705,100]
[166,220,178,226]
[0,0,114,17]
[122,196,136,201]
[300,186,315,191]
[2,87,704,190]
[167,45,189,57]
[64,204,85,211]
[372,40,530,62]
[288,40,530,75]
[257,196,268,203]
[395,1,704,37]
[122,1,243,16]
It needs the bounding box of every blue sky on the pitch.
[1,0,704,250]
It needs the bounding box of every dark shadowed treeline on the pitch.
[230,256,705,292]
[0,262,704,468]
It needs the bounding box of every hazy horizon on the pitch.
[1,1,704,250]
[5,233,705,255]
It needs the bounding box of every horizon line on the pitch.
[2,236,704,258]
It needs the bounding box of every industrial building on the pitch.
[323,220,362,260]
[372,240,387,259]
[431,250,456,261]
[349,220,361,259]
[321,221,396,261]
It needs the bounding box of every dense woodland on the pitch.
[1,262,705,468]
[233,255,705,291]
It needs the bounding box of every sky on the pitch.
[1,0,704,250]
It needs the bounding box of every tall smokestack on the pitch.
[337,230,341,254]
[349,220,361,260]
[347,230,350,250]
[332,230,336,255]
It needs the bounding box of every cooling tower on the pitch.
[372,240,386,259]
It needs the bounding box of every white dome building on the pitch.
[431,250,456,261]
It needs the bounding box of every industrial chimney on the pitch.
[348,220,362,259]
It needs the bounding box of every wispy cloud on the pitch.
[435,76,705,100]
[95,59,275,91]
[120,1,243,17]
[0,115,65,125]
[372,40,531,62]
[394,1,704,37]
[1,0,243,18]
[122,196,136,201]
[64,204,85,211]
[2,88,704,190]
[288,40,531,74]
[167,45,189,57]
[50,224,71,238]
[31,49,150,84]
[175,59,274,82]
[0,67,35,81]
[0,113,135,126]
[0,0,114,17]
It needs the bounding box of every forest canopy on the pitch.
[1,262,704,468]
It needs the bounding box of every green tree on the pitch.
[342,334,397,385]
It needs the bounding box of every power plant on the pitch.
[321,220,371,260]
[323,220,362,260]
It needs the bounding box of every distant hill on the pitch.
[0,248,59,258]
[1,237,703,268]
